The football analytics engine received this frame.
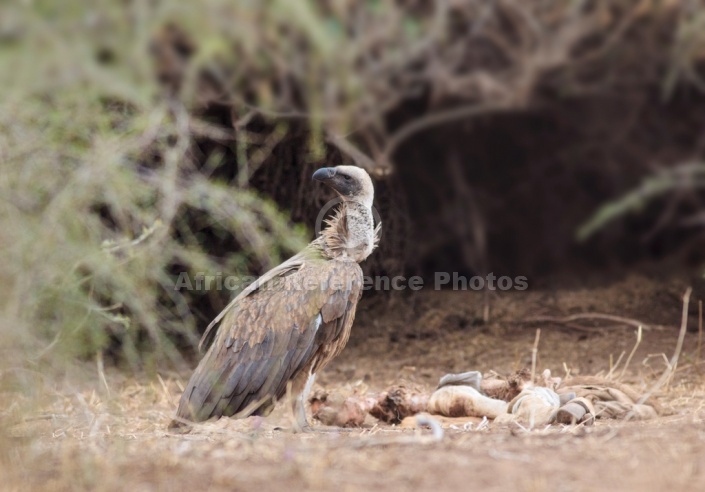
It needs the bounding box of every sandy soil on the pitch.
[3,275,705,491]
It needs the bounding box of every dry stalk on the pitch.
[607,351,626,379]
[156,373,172,402]
[96,351,111,399]
[562,362,572,380]
[531,329,541,384]
[629,288,692,417]
[698,300,703,363]
[618,325,643,382]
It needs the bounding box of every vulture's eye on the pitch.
[342,175,352,181]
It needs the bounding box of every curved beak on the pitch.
[312,167,336,182]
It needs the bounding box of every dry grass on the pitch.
[3,360,705,492]
[4,275,705,492]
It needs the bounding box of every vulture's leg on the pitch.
[290,371,314,433]
[292,372,355,434]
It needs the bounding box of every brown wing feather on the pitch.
[198,250,310,351]
[174,257,362,424]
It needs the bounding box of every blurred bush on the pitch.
[0,0,474,368]
[0,1,314,369]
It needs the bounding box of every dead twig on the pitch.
[522,313,656,331]
[382,101,510,162]
[325,131,382,174]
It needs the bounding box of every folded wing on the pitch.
[175,257,363,423]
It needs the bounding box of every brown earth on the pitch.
[3,275,705,491]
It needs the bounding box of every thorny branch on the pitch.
[157,1,687,172]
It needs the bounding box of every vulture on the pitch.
[170,165,380,431]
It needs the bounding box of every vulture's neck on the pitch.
[317,200,376,263]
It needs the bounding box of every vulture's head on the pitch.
[312,165,374,208]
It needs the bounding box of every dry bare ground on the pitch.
[3,276,705,492]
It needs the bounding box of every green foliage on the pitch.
[0,1,310,368]
[577,163,705,241]
[0,0,451,368]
